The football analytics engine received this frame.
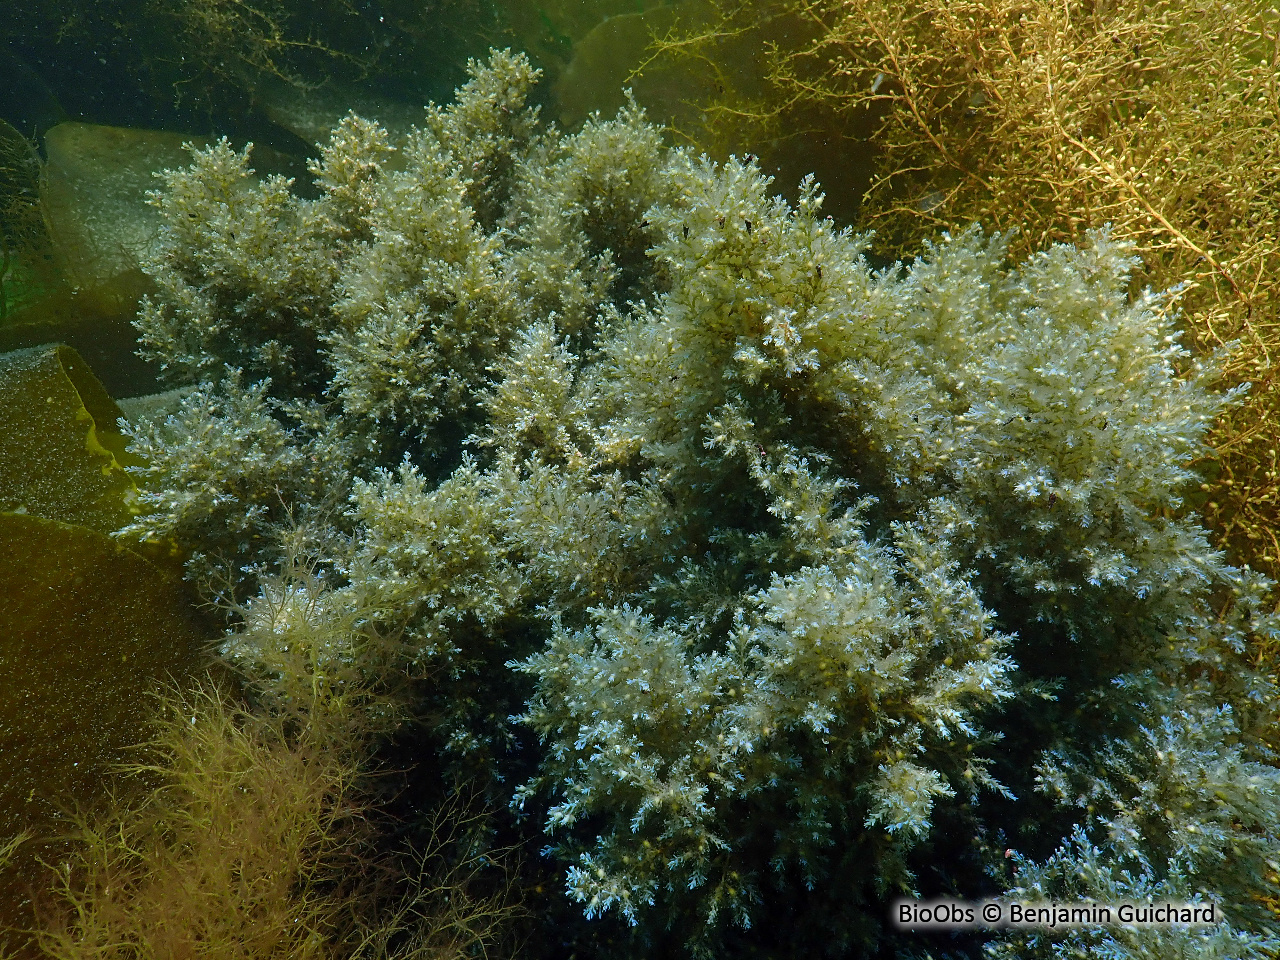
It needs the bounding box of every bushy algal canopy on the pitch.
[118,50,1280,959]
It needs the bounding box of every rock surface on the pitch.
[42,122,209,291]
[0,512,207,923]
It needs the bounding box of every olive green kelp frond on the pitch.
[0,343,141,533]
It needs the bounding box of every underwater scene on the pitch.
[1,0,1279,956]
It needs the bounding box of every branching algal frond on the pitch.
[649,0,1280,594]
[109,48,1280,957]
